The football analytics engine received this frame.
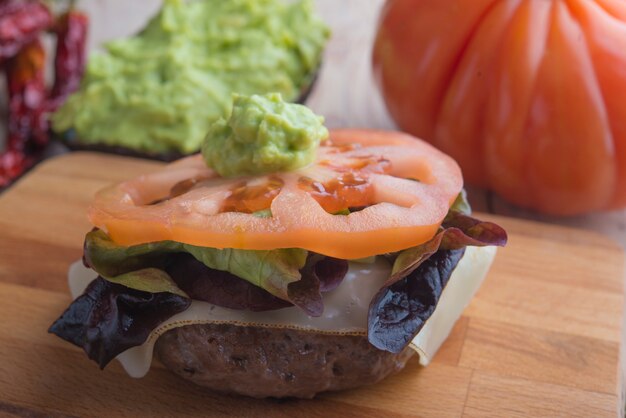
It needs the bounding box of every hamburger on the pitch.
[49,93,507,398]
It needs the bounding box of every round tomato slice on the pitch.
[89,130,463,259]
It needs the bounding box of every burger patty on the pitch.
[155,323,415,399]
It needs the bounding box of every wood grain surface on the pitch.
[0,152,624,417]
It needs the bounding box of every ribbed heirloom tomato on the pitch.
[373,0,626,215]
[89,130,463,259]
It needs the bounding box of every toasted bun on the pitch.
[155,323,414,399]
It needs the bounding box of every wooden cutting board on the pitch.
[0,152,624,418]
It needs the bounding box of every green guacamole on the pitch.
[52,0,329,154]
[202,93,328,177]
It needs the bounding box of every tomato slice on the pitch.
[89,130,463,259]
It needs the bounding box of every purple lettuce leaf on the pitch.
[368,249,465,353]
[167,253,348,316]
[84,230,344,316]
[367,208,507,353]
[166,253,293,312]
[48,276,191,368]
[287,254,349,316]
[387,210,507,288]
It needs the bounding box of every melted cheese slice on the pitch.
[68,246,496,378]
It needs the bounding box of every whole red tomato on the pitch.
[373,0,626,215]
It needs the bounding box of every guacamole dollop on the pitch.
[202,93,328,177]
[52,0,329,154]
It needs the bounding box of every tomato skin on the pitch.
[374,0,626,215]
[89,130,463,259]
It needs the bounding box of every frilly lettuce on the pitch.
[367,192,507,352]
[49,273,191,368]
[83,229,323,314]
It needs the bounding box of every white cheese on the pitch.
[68,246,496,378]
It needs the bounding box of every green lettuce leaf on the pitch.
[84,230,320,315]
[182,246,308,305]
[84,229,180,277]
[447,188,471,216]
[103,268,189,298]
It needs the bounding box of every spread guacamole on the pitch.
[202,93,328,177]
[52,0,329,154]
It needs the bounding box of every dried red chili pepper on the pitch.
[49,8,89,110]
[0,2,89,188]
[1,37,47,186]
[0,149,33,186]
[0,0,53,63]
[6,37,47,148]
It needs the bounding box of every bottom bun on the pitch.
[155,323,414,398]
